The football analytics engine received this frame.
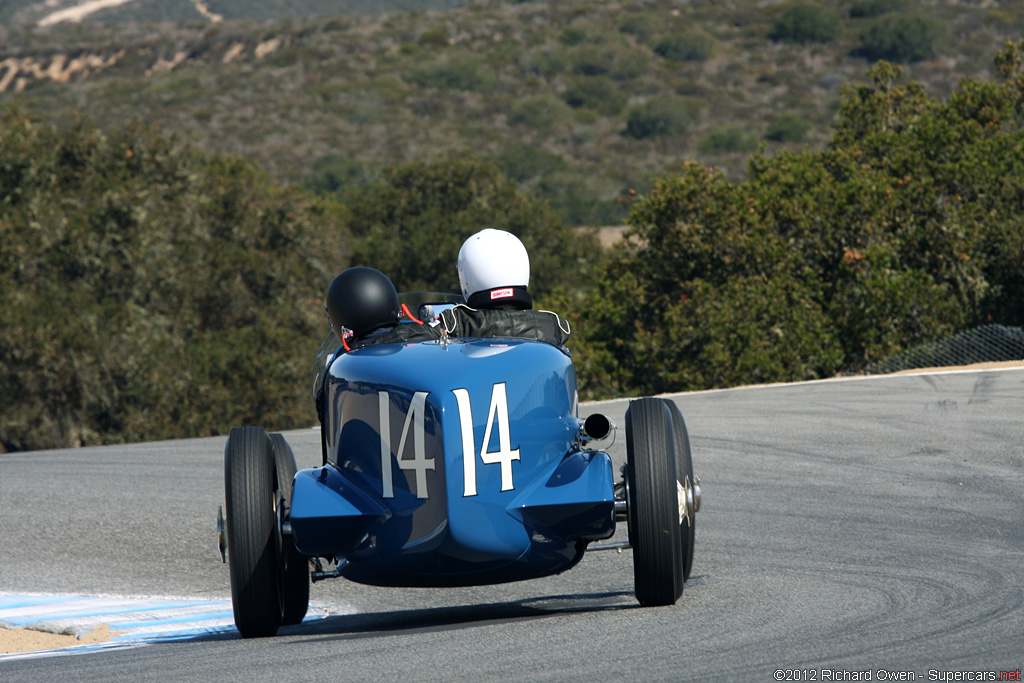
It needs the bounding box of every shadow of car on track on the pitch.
[279,591,639,642]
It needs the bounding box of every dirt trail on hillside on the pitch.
[38,0,140,26]
[36,0,221,26]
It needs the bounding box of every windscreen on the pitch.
[311,329,342,399]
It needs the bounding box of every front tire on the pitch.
[225,426,283,638]
[625,398,683,607]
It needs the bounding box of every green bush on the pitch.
[764,112,810,142]
[517,44,570,78]
[536,171,628,226]
[769,3,842,45]
[409,51,497,92]
[654,31,715,62]
[570,45,613,76]
[699,126,759,153]
[618,14,660,40]
[559,27,589,46]
[491,143,569,182]
[418,27,450,49]
[508,93,574,129]
[624,97,701,139]
[562,75,627,115]
[857,14,945,63]
[849,0,907,19]
[568,43,647,79]
[302,154,381,198]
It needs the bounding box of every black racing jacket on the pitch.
[436,304,571,348]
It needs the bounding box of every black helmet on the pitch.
[325,267,400,338]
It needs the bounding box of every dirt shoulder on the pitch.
[0,624,118,655]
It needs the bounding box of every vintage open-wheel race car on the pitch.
[217,293,700,638]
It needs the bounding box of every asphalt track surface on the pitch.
[1,368,1022,681]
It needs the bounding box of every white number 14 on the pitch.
[453,383,520,496]
[378,384,519,499]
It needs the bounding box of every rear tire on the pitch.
[225,426,283,638]
[269,433,310,626]
[663,400,696,582]
[626,398,683,607]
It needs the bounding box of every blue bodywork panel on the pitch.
[289,337,616,587]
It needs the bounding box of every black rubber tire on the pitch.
[225,426,283,638]
[663,399,696,582]
[625,398,684,607]
[269,433,310,627]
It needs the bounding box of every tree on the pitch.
[0,111,348,451]
[572,43,1024,398]
[342,156,599,300]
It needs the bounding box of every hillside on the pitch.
[2,0,1023,225]
[0,0,476,26]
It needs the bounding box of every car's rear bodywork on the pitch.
[290,337,615,587]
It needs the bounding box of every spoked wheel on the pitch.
[625,398,683,607]
[225,426,283,638]
[663,399,698,582]
[269,433,310,626]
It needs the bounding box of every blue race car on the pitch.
[218,293,700,638]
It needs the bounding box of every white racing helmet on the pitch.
[457,229,532,309]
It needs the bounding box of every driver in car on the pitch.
[323,229,569,353]
[316,235,570,424]
[435,228,570,348]
[324,266,438,352]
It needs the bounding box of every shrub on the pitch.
[518,44,569,78]
[849,0,906,19]
[624,97,702,139]
[769,3,842,45]
[491,143,569,182]
[559,27,589,46]
[857,14,945,63]
[699,126,759,153]
[570,45,613,76]
[418,27,450,49]
[765,112,811,142]
[618,14,660,40]
[536,171,628,226]
[562,76,628,116]
[508,94,574,129]
[302,155,381,198]
[654,31,715,62]
[568,43,647,80]
[409,51,497,92]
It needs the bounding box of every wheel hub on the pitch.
[216,505,227,563]
[273,489,284,557]
[677,476,695,526]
